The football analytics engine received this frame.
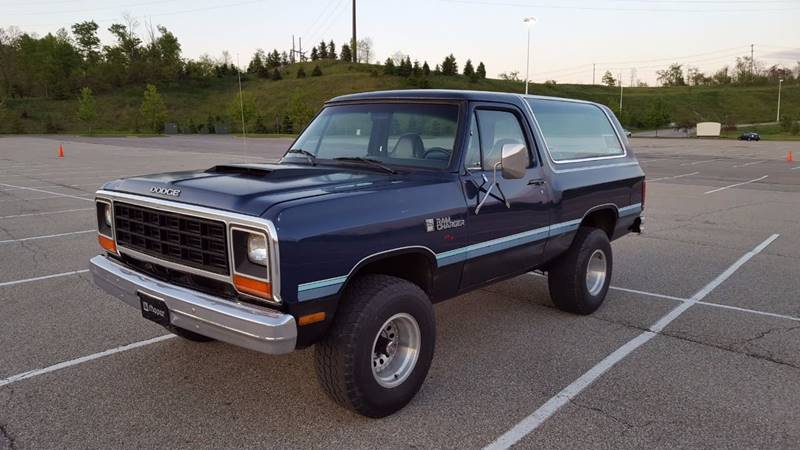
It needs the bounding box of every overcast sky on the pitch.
[4,0,800,85]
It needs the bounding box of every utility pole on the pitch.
[291,35,296,64]
[352,0,357,62]
[619,72,623,114]
[299,37,303,62]
[592,63,596,85]
[750,43,754,75]
[777,79,783,122]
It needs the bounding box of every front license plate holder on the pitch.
[138,292,170,326]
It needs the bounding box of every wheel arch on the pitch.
[579,204,619,238]
[341,246,438,297]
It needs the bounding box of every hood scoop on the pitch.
[207,164,273,177]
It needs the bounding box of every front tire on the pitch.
[315,274,436,418]
[548,227,613,315]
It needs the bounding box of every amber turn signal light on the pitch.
[298,312,326,326]
[98,234,116,253]
[233,274,272,299]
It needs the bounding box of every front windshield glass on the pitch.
[285,103,460,170]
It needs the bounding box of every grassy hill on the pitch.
[1,59,797,135]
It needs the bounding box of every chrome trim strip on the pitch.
[117,246,232,283]
[296,202,645,302]
[94,190,282,304]
[519,95,629,166]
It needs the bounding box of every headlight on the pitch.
[104,205,113,227]
[247,234,268,266]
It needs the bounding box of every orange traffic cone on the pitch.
[788,151,794,162]
[58,144,64,158]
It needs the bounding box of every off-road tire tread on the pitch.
[548,227,612,315]
[314,274,431,417]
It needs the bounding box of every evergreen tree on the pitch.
[271,68,282,80]
[328,40,336,59]
[463,59,475,77]
[434,64,441,74]
[310,47,319,60]
[339,44,352,62]
[422,61,431,76]
[397,56,412,77]
[383,58,396,75]
[139,84,167,133]
[412,60,421,77]
[77,87,97,133]
[311,65,323,76]
[281,51,289,66]
[318,41,328,59]
[476,62,487,79]
[248,49,266,74]
[297,67,306,78]
[441,54,458,75]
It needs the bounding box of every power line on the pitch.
[439,0,800,13]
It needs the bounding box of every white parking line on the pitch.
[0,194,91,203]
[733,160,765,168]
[791,166,800,171]
[681,158,723,166]
[704,175,768,194]
[486,233,779,450]
[0,230,94,244]
[0,183,99,192]
[0,269,90,288]
[647,172,699,182]
[0,335,176,388]
[0,183,94,202]
[0,208,93,219]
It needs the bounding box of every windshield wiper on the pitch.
[285,148,317,166]
[333,157,397,174]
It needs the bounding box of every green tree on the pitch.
[228,91,256,133]
[656,63,686,87]
[441,54,457,75]
[248,49,266,74]
[422,61,430,76]
[318,41,328,59]
[139,84,167,133]
[77,86,96,133]
[311,65,322,76]
[476,61,486,79]
[602,70,616,87]
[644,98,671,136]
[296,66,306,78]
[286,90,314,131]
[328,40,336,59]
[71,21,100,63]
[397,57,412,77]
[271,68,282,80]
[383,58,395,75]
[463,59,475,78]
[339,44,352,62]
[310,47,319,61]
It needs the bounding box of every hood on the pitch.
[101,163,401,216]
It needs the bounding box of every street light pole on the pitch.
[777,79,783,123]
[523,16,537,95]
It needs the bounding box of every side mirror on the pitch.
[500,143,527,179]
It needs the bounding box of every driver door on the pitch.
[459,104,550,290]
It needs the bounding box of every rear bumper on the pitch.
[89,255,297,354]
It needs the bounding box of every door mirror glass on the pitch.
[501,143,527,179]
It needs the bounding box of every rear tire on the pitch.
[315,274,436,418]
[548,227,613,315]
[167,325,215,342]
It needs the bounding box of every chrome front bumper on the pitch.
[89,255,297,354]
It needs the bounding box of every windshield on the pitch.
[284,103,460,170]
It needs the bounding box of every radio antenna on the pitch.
[236,53,247,158]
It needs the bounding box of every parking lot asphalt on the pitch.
[1,135,799,449]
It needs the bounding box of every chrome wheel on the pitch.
[586,249,607,296]
[371,313,421,388]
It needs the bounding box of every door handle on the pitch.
[528,179,546,186]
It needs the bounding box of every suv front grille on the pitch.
[114,202,229,275]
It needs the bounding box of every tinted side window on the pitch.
[464,114,482,169]
[528,99,623,162]
[475,110,528,169]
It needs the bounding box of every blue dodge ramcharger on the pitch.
[90,89,645,417]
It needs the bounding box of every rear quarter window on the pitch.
[528,99,624,162]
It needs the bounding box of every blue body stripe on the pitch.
[296,204,642,301]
